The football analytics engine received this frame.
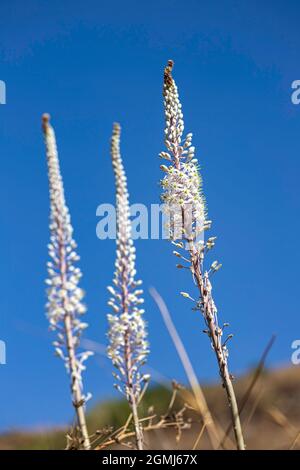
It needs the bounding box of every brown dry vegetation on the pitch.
[0,365,299,450]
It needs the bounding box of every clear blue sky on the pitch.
[0,0,299,431]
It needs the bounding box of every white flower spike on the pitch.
[159,62,245,450]
[107,123,149,450]
[42,114,92,450]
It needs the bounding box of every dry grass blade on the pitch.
[150,287,220,449]
[266,405,297,437]
[219,334,276,449]
[242,386,265,432]
[290,431,300,450]
[265,405,300,450]
[192,423,206,450]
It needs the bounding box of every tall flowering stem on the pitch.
[42,114,92,450]
[159,61,245,450]
[107,123,149,450]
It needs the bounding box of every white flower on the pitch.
[42,114,92,418]
[160,61,206,243]
[107,123,149,401]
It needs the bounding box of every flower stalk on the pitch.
[42,114,92,450]
[159,61,245,450]
[107,123,149,450]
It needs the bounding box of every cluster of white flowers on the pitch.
[107,123,149,402]
[159,63,245,450]
[43,114,93,403]
[160,61,207,242]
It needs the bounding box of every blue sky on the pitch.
[0,0,300,431]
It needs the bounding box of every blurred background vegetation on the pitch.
[1,366,299,450]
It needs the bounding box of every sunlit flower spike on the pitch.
[42,114,92,450]
[107,123,149,450]
[159,61,245,450]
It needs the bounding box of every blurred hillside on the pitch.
[0,366,299,450]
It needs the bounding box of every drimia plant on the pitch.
[158,61,245,450]
[40,62,245,451]
[106,123,149,450]
[42,114,92,450]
